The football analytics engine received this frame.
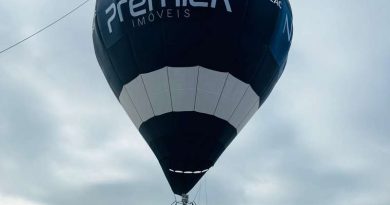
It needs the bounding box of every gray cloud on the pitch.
[1,0,390,205]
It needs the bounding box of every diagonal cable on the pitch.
[0,0,91,55]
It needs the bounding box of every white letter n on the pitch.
[283,14,292,42]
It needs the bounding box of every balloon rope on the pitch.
[0,0,91,55]
[205,176,208,205]
[171,193,177,205]
[192,179,202,203]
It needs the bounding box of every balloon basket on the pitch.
[171,194,197,205]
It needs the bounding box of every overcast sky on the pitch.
[0,0,390,205]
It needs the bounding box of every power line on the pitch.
[0,0,91,55]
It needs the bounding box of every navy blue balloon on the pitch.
[93,0,293,195]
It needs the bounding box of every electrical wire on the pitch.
[0,0,91,55]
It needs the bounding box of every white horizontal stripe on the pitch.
[169,169,209,174]
[119,66,260,131]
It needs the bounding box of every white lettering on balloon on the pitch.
[283,14,292,42]
[105,0,232,32]
[269,0,282,9]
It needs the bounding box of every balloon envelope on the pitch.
[93,0,293,195]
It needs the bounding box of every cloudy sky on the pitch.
[1,0,390,205]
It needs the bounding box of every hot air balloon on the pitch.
[93,0,293,203]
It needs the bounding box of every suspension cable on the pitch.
[192,180,202,203]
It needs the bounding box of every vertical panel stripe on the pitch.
[214,74,249,121]
[124,76,154,121]
[119,90,143,128]
[195,67,228,115]
[229,88,259,128]
[142,67,172,116]
[168,66,198,112]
